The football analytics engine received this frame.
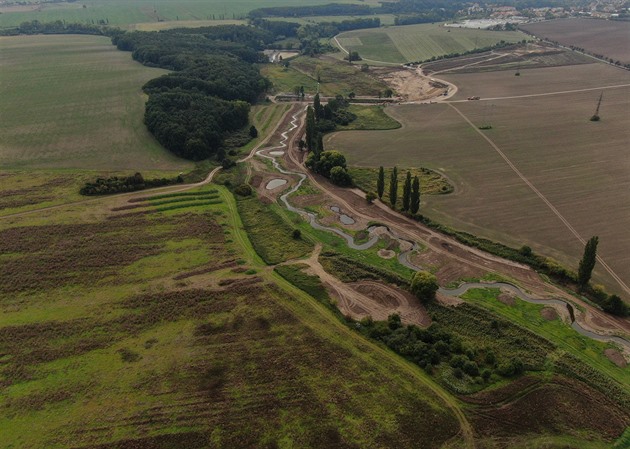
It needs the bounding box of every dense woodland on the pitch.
[113,26,272,161]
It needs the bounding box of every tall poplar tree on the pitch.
[305,106,316,151]
[377,166,385,199]
[313,93,323,120]
[315,133,324,160]
[578,236,599,288]
[402,171,412,211]
[389,166,398,208]
[410,175,420,214]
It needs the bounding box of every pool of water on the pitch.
[266,178,287,190]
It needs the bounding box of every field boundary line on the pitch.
[447,103,629,295]
[447,83,630,103]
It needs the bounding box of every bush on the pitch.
[410,271,439,303]
[365,191,376,203]
[330,166,353,187]
[463,361,479,377]
[233,184,253,197]
[292,229,302,239]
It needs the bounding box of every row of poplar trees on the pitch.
[376,166,420,214]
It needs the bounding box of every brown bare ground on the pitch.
[541,307,558,321]
[327,62,630,293]
[498,293,516,306]
[522,18,630,65]
[372,66,445,102]
[466,375,629,441]
[604,348,628,368]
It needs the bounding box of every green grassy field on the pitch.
[0,0,383,28]
[326,62,630,295]
[341,105,401,130]
[0,34,192,172]
[335,23,528,64]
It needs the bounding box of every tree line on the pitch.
[0,19,119,36]
[80,172,183,196]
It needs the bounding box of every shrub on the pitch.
[234,184,253,197]
[365,191,376,203]
[410,271,439,303]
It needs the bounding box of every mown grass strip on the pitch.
[131,190,218,202]
[155,200,222,212]
[149,195,219,207]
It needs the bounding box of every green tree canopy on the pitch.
[578,236,599,288]
[410,271,439,303]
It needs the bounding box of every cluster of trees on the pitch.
[145,92,250,160]
[304,96,354,187]
[306,150,353,187]
[112,25,272,161]
[356,312,518,379]
[376,166,421,214]
[79,172,182,196]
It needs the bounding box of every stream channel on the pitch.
[255,108,630,352]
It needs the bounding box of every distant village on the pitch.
[461,0,630,21]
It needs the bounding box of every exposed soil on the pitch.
[372,66,447,102]
[497,293,516,306]
[604,348,628,368]
[378,249,396,259]
[293,245,430,327]
[541,307,558,321]
[349,280,431,327]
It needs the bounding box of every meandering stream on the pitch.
[256,108,630,351]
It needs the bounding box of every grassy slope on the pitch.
[0,35,191,171]
[0,184,468,448]
[337,23,528,64]
[0,0,383,27]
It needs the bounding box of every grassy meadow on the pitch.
[0,35,192,172]
[326,62,630,294]
[335,23,528,64]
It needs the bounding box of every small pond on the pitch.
[330,206,355,225]
[266,178,288,190]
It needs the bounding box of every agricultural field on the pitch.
[0,187,468,449]
[521,18,630,65]
[335,22,529,65]
[326,62,630,294]
[0,0,383,28]
[0,34,192,172]
[290,56,390,96]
